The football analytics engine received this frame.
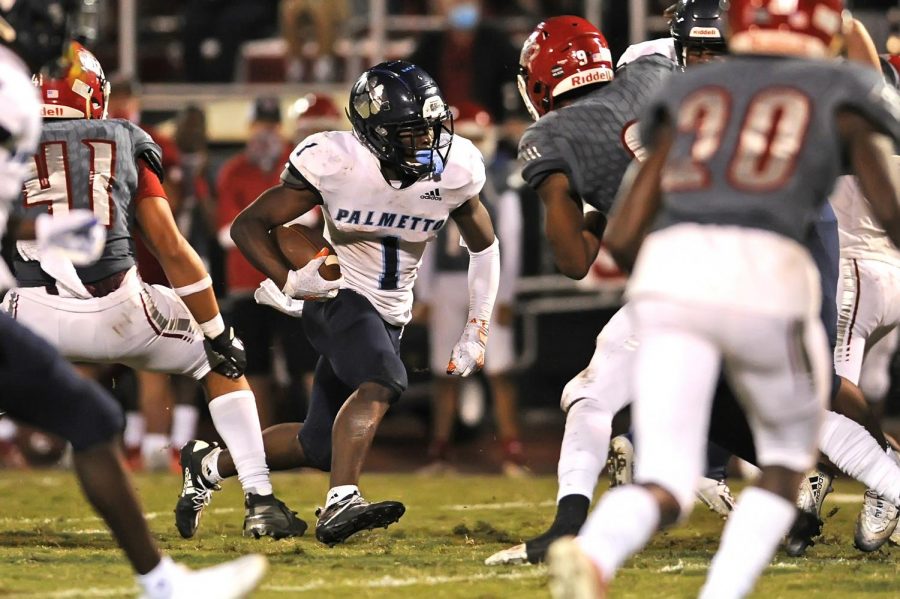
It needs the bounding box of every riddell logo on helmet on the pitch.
[41,105,84,118]
[689,27,722,38]
[569,70,611,86]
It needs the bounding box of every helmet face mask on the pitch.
[348,61,453,180]
[670,0,728,68]
[517,16,614,121]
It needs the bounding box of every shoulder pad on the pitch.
[287,131,348,192]
[440,135,485,196]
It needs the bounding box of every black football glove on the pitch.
[203,326,247,379]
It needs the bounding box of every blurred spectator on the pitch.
[216,97,319,426]
[183,0,279,81]
[288,93,343,144]
[409,0,520,122]
[281,0,348,82]
[415,105,527,476]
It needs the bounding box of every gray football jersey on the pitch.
[641,57,900,243]
[15,119,161,285]
[518,54,677,214]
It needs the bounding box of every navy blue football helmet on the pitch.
[670,0,728,68]
[0,0,81,72]
[347,60,453,180]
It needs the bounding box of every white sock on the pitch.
[326,485,359,507]
[557,400,612,503]
[700,487,796,599]
[0,417,17,441]
[137,556,179,599]
[124,412,145,449]
[577,485,660,580]
[170,404,199,448]
[208,391,272,496]
[819,411,900,505]
[201,447,224,484]
[141,433,169,459]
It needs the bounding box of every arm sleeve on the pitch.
[467,237,500,323]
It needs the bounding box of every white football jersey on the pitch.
[0,46,41,290]
[829,167,900,268]
[288,130,485,325]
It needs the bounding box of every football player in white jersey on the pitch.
[0,1,267,596]
[180,60,500,545]
[829,57,900,550]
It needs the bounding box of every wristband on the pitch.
[174,275,212,297]
[199,313,226,338]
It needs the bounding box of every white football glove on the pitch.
[282,249,342,301]
[254,278,305,317]
[36,210,106,266]
[446,318,489,377]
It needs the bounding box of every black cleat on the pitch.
[784,469,832,557]
[314,493,405,546]
[243,493,308,539]
[174,440,221,539]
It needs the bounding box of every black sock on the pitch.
[550,494,590,531]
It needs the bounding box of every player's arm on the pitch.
[838,110,900,247]
[537,172,606,280]
[844,18,880,70]
[230,183,322,290]
[446,195,500,377]
[135,190,246,378]
[605,122,674,272]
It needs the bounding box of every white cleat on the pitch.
[854,489,899,552]
[606,435,634,488]
[695,477,736,518]
[547,537,607,599]
[485,543,529,566]
[141,554,268,599]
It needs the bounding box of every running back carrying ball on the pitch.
[272,223,341,281]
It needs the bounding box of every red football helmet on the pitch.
[517,16,614,120]
[34,40,109,120]
[729,0,847,58]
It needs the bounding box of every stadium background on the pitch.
[9,0,899,474]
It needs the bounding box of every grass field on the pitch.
[0,471,896,598]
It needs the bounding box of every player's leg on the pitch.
[699,314,829,599]
[302,290,408,544]
[0,313,267,597]
[554,301,720,592]
[229,297,277,428]
[486,308,637,566]
[126,283,303,539]
[136,370,174,471]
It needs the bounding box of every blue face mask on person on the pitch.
[448,2,479,31]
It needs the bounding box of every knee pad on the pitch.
[298,426,332,472]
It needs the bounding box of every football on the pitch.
[271,223,341,281]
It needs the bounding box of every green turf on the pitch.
[0,472,896,597]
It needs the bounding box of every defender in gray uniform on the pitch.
[487,15,680,567]
[550,1,900,597]
[5,43,306,541]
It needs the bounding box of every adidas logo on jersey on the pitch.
[419,188,442,201]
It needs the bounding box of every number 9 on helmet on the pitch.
[517,15,614,121]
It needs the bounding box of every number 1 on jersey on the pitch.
[23,140,116,226]
[379,236,400,290]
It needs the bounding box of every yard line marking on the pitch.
[442,500,556,511]
[263,568,546,593]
